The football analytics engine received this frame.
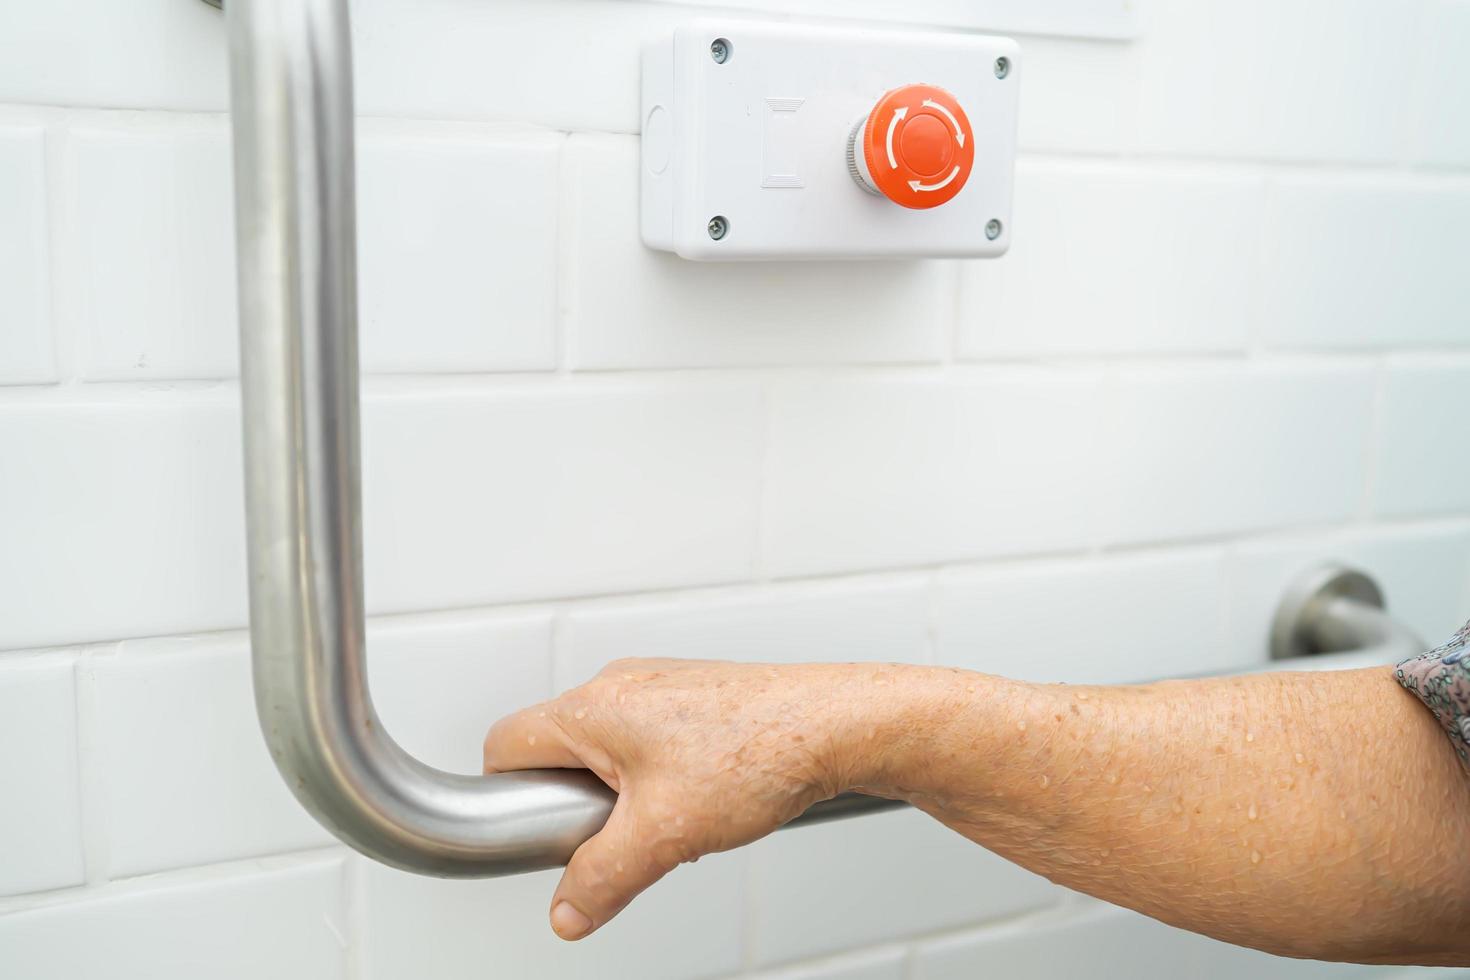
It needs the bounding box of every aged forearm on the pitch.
[847,665,1470,964]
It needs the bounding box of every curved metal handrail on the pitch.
[226,0,897,879]
[223,0,1430,879]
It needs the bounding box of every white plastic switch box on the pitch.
[641,21,1021,261]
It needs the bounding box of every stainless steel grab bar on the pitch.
[226,0,897,879]
[222,0,1429,879]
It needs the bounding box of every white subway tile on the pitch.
[90,636,331,877]
[1373,364,1470,520]
[0,381,762,649]
[936,550,1233,683]
[360,380,763,612]
[362,849,744,980]
[762,370,1105,578]
[68,123,562,380]
[1226,525,1470,665]
[369,613,553,776]
[556,578,931,692]
[0,1,227,114]
[1015,37,1141,154]
[68,125,237,380]
[0,0,656,132]
[0,658,84,896]
[564,135,950,371]
[1097,365,1374,545]
[1258,177,1470,350]
[0,127,53,384]
[1407,0,1470,168]
[0,395,248,651]
[355,128,560,374]
[959,163,1261,358]
[747,808,1058,966]
[1136,0,1423,163]
[739,948,908,980]
[0,860,347,980]
[93,614,549,877]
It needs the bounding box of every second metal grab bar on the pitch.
[224,0,1428,879]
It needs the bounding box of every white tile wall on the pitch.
[746,809,1058,967]
[936,549,1235,683]
[1098,365,1374,544]
[362,850,744,980]
[65,119,562,381]
[1258,176,1470,350]
[555,577,931,692]
[1408,0,1470,168]
[1373,361,1470,520]
[733,947,908,980]
[1135,0,1426,163]
[0,394,248,652]
[958,162,1261,358]
[369,612,554,775]
[89,636,332,877]
[0,859,347,980]
[0,126,53,384]
[762,369,1105,577]
[0,657,84,896]
[67,124,237,380]
[355,126,561,374]
[565,136,952,370]
[3,0,1470,977]
[360,380,764,612]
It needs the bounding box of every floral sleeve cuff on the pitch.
[1396,620,1470,766]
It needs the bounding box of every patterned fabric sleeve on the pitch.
[1396,620,1470,766]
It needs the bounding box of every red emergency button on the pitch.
[847,83,975,210]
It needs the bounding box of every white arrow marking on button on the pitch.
[909,166,962,193]
[886,106,908,169]
[921,99,965,148]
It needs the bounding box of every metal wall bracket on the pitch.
[1270,563,1424,663]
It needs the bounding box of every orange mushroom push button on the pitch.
[847,84,975,210]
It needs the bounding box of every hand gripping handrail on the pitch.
[223,0,1428,878]
[225,0,897,879]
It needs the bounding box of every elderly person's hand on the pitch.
[483,658,924,940]
[486,637,1470,967]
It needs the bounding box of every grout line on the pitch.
[1358,355,1391,523]
[343,856,369,980]
[72,645,112,888]
[0,845,350,917]
[750,376,778,584]
[11,348,1470,401]
[553,131,575,377]
[7,513,1470,659]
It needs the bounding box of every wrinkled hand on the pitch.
[482,658,879,940]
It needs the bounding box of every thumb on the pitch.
[549,794,679,941]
